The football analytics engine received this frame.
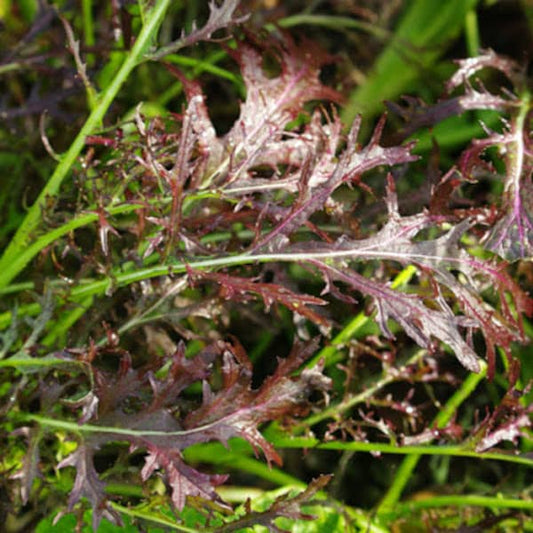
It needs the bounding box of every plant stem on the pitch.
[269,434,533,468]
[297,349,426,430]
[384,493,533,519]
[0,245,462,329]
[273,14,390,41]
[0,251,417,329]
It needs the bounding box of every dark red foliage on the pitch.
[50,339,329,526]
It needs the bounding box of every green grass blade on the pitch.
[0,0,172,290]
[342,0,479,124]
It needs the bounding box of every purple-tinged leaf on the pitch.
[287,178,531,374]
[413,49,533,261]
[387,88,516,142]
[315,262,481,372]
[200,0,248,41]
[388,50,523,142]
[141,447,228,511]
[163,65,221,189]
[146,342,216,411]
[217,36,341,187]
[58,444,122,530]
[184,338,331,465]
[10,427,41,505]
[473,362,532,452]
[163,36,342,193]
[401,429,441,446]
[252,116,417,252]
[475,412,531,452]
[445,49,524,93]
[189,270,329,328]
[456,112,533,262]
[149,0,248,61]
[482,124,533,261]
[66,391,99,424]
[45,338,328,517]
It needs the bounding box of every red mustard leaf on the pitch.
[184,338,331,465]
[189,270,329,329]
[51,338,329,516]
[58,444,123,530]
[10,427,41,505]
[475,413,531,452]
[285,179,531,374]
[445,49,524,93]
[141,447,229,511]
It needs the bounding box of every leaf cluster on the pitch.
[0,1,532,531]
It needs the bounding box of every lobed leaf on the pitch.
[48,338,330,519]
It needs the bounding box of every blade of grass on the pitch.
[183,441,306,489]
[163,52,245,94]
[109,503,200,533]
[0,0,173,290]
[410,110,502,155]
[270,437,533,469]
[464,8,481,56]
[272,13,391,42]
[81,0,95,59]
[383,493,533,519]
[342,0,479,124]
